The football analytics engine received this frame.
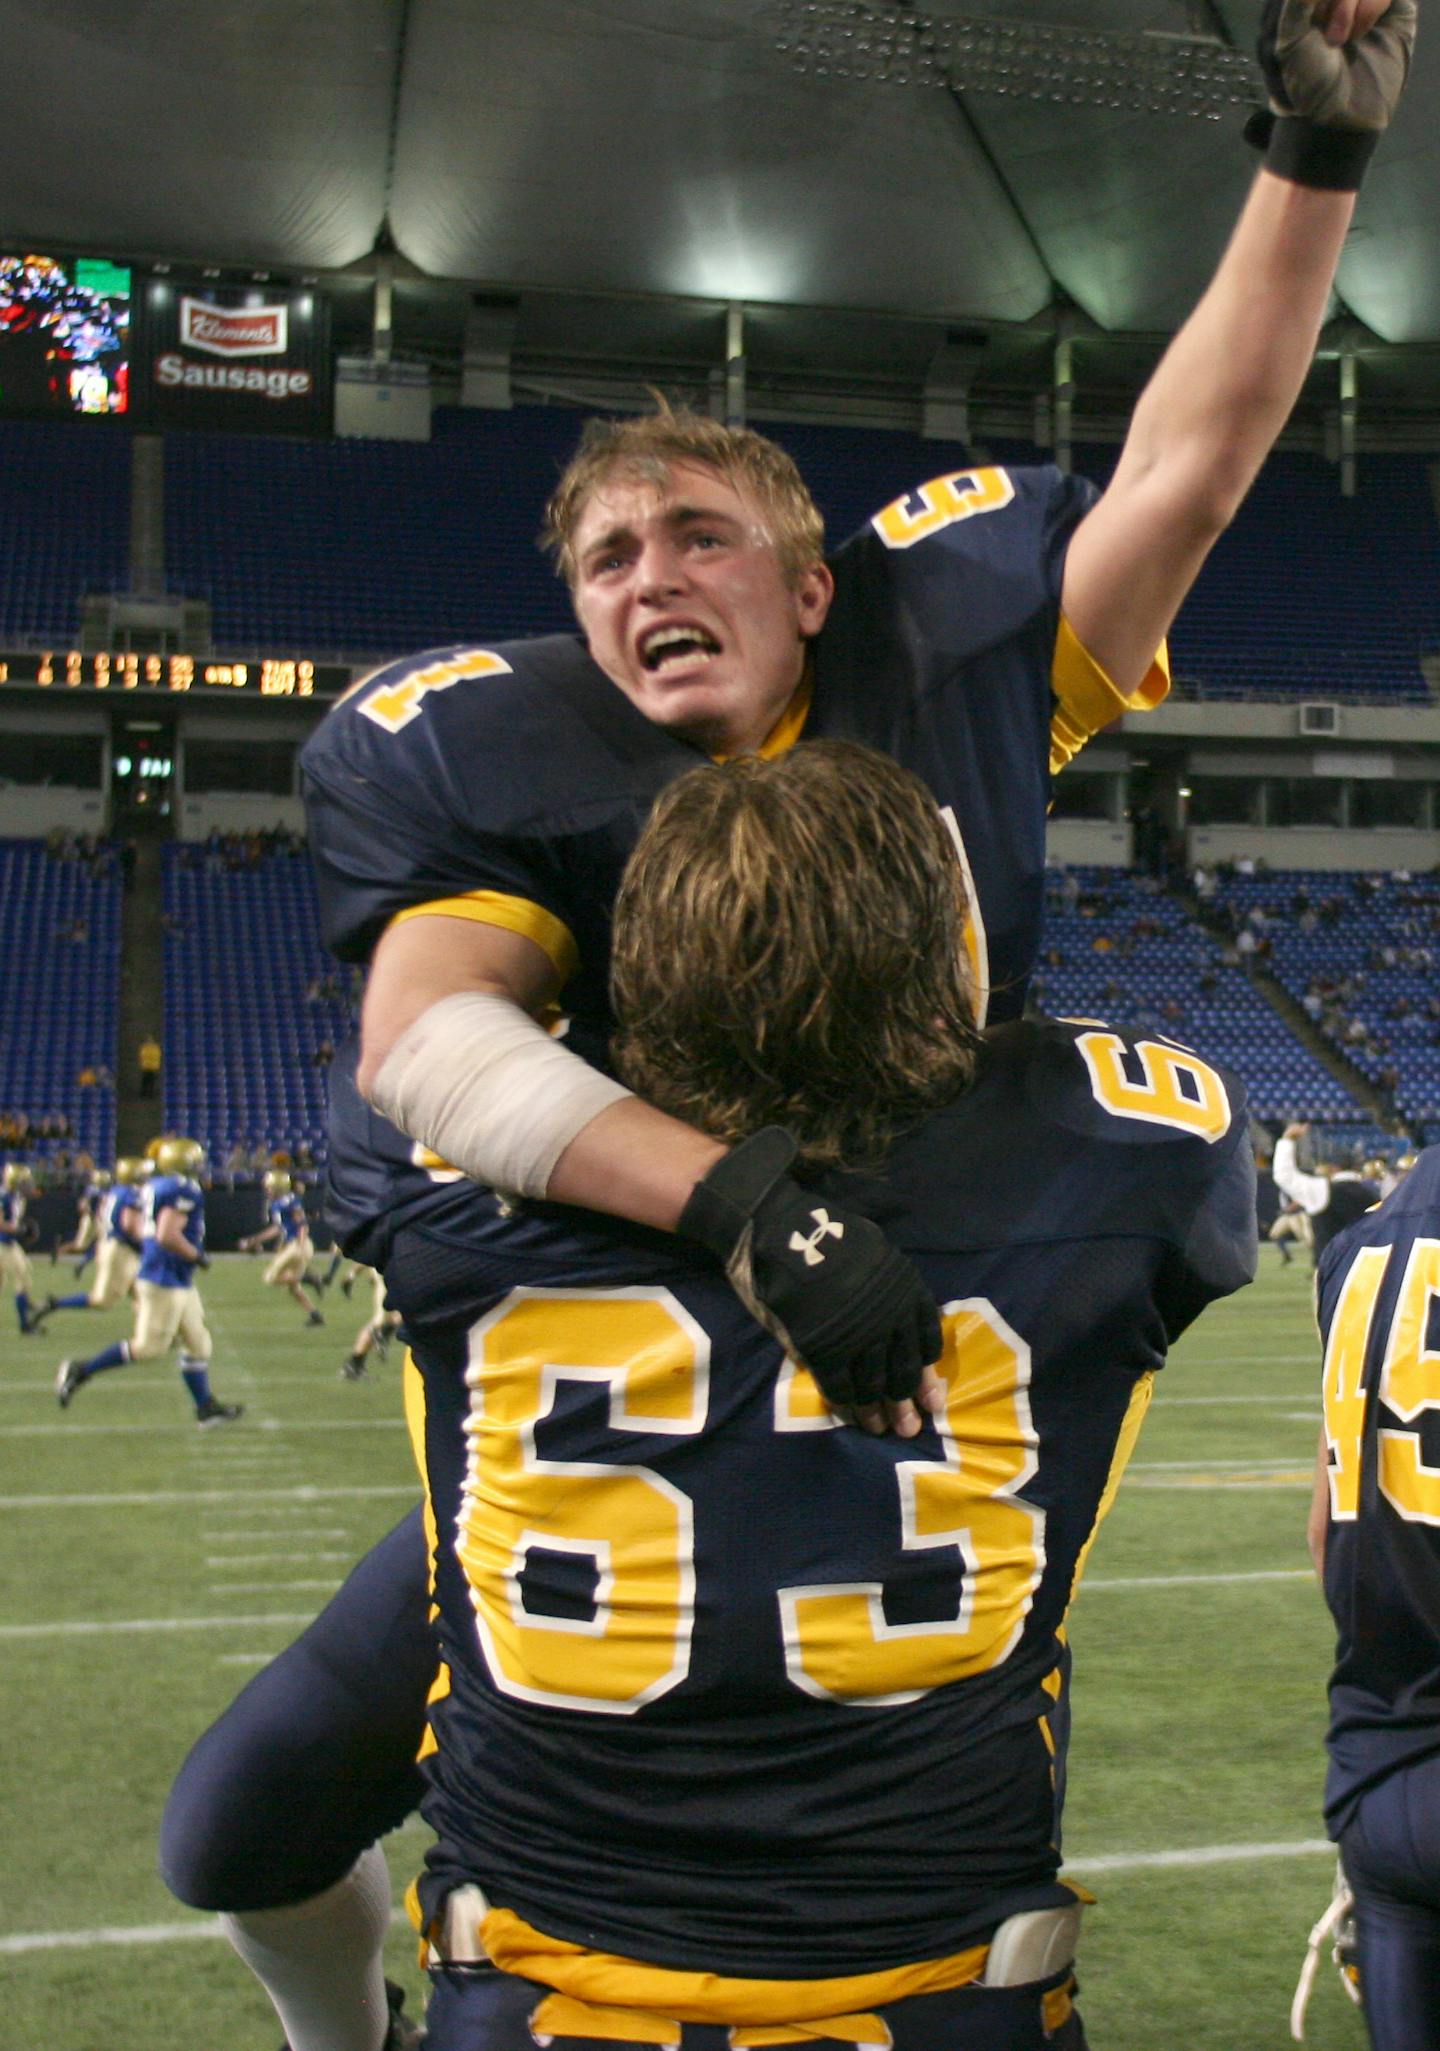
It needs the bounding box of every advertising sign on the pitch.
[139,279,330,432]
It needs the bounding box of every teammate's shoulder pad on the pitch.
[860,461,1096,557]
[312,635,585,740]
[1005,1013,1246,1151]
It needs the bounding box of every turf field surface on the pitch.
[0,1249,1366,2050]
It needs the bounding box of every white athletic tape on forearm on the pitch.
[368,989,632,1200]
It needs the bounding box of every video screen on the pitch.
[0,254,130,416]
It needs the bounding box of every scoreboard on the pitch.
[0,649,356,699]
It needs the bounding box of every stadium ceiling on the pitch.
[9,0,1440,433]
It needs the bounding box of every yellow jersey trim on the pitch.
[1049,617,1169,777]
[403,1351,447,1760]
[477,1906,990,2024]
[712,659,815,764]
[389,891,580,985]
[1067,1371,1155,1603]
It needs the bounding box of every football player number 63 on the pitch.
[453,1040,1231,1716]
[455,1288,1042,1716]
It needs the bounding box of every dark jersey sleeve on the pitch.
[1162,1120,1259,1339]
[818,464,1098,732]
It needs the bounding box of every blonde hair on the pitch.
[611,741,981,1172]
[542,400,825,588]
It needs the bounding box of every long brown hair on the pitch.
[611,741,982,1171]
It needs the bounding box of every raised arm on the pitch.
[1062,0,1414,693]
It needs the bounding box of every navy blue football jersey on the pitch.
[301,466,1166,1050]
[370,1018,1253,1979]
[1319,1148,1440,1836]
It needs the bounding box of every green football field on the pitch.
[0,1248,1367,2051]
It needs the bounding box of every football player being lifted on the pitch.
[54,1138,243,1426]
[162,9,1416,2048]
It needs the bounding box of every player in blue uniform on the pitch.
[1301,1146,1440,2049]
[387,742,1255,2047]
[33,1157,151,1327]
[162,15,1415,2042]
[54,1137,244,1425]
[53,1167,109,1274]
[240,1169,325,1326]
[0,1160,41,1333]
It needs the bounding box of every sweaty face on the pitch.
[569,462,833,758]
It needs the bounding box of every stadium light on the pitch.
[768,4,1256,116]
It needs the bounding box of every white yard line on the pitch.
[1126,1472,1312,1490]
[205,1551,356,1566]
[0,1613,317,1639]
[1130,1457,1308,1471]
[1083,1568,1312,1591]
[0,1839,1337,1955]
[0,1418,403,1436]
[1065,1839,1333,1875]
[1151,1392,1316,1407]
[0,1484,415,1508]
[203,1529,354,1543]
[1,1567,1315,1639]
[203,1578,343,1594]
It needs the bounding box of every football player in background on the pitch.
[399,741,1256,2051]
[52,1164,108,1274]
[31,1156,151,1326]
[1299,1147,1440,2048]
[161,10,1417,2045]
[54,1136,244,1426]
[0,1160,41,1333]
[339,1266,402,1381]
[239,1168,325,1326]
[1268,1198,1314,1267]
[1272,1121,1383,1264]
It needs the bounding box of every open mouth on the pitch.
[640,625,721,673]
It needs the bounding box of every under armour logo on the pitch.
[789,1209,844,1266]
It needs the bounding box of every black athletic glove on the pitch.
[679,1127,942,1409]
[194,1249,211,1270]
[1245,0,1416,190]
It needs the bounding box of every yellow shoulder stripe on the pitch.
[1050,615,1169,776]
[712,661,815,763]
[389,891,579,985]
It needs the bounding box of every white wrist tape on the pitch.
[368,990,633,1200]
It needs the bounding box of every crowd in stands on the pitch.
[42,830,127,882]
[215,1138,320,1186]
[173,826,309,875]
[13,808,1440,1184]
